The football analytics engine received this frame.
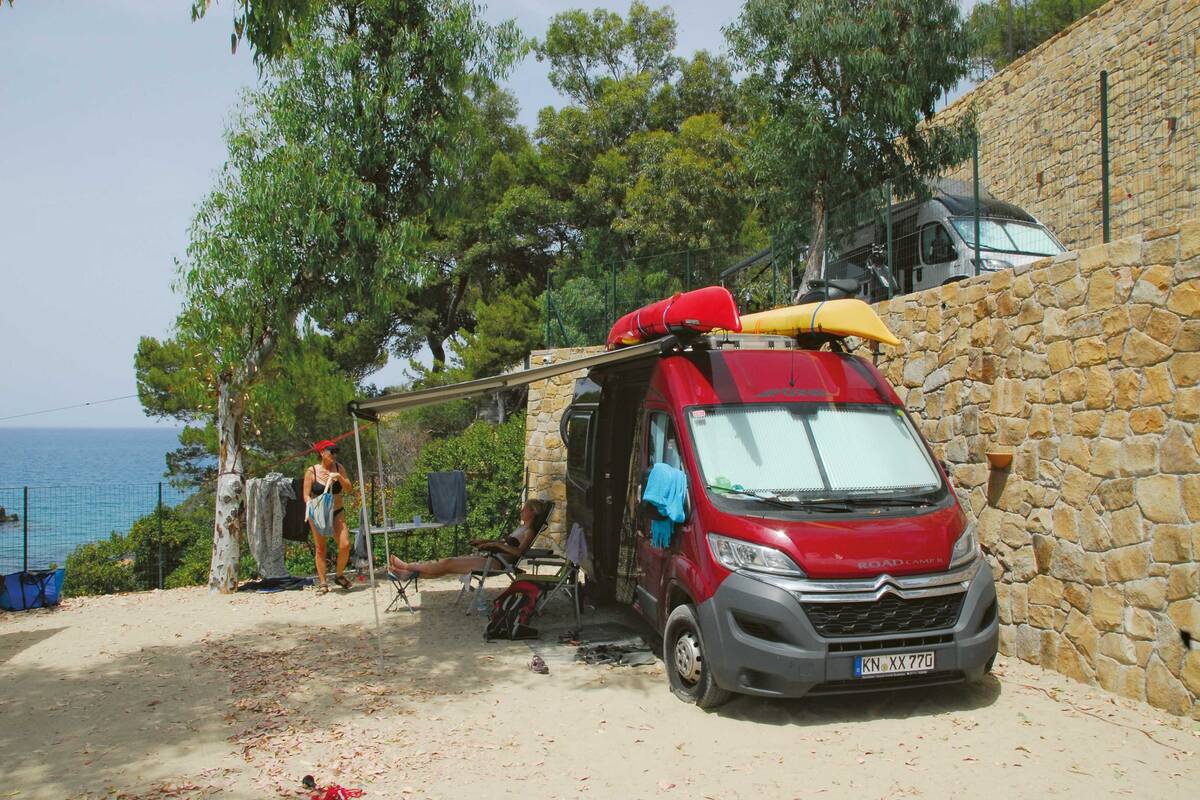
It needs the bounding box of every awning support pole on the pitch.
[352,416,385,671]
[373,423,392,569]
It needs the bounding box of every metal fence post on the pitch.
[885,181,894,276]
[22,486,28,573]
[157,482,164,589]
[611,262,617,322]
[544,269,552,347]
[1100,69,1111,243]
[972,133,982,277]
[685,250,693,291]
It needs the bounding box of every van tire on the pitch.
[664,604,731,709]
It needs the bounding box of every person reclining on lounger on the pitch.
[388,499,551,579]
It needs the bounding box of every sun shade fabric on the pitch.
[427,470,467,525]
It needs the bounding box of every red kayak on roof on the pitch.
[606,286,741,350]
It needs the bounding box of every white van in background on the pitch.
[828,181,1066,298]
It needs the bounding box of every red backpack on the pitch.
[486,580,541,641]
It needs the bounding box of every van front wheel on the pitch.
[664,604,731,709]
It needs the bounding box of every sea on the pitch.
[0,427,191,573]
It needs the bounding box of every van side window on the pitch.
[565,410,594,486]
[921,223,957,264]
[647,411,681,470]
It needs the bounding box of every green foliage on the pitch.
[452,279,541,380]
[63,534,139,597]
[536,1,678,105]
[728,0,977,280]
[389,417,526,560]
[967,1,1104,74]
[191,0,320,62]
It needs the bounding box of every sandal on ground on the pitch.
[334,574,352,590]
[530,655,549,675]
[315,583,329,595]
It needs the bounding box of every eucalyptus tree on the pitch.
[172,0,518,591]
[727,0,976,290]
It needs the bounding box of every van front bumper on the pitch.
[695,560,998,699]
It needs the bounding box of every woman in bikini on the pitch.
[388,499,550,579]
[304,439,354,593]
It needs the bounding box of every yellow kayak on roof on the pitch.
[734,298,901,346]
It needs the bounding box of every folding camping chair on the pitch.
[383,470,469,613]
[455,502,554,612]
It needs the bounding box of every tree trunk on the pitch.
[795,190,827,300]
[208,327,279,593]
[427,335,446,371]
[209,376,245,593]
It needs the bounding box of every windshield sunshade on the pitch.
[951,218,1063,256]
[687,404,941,497]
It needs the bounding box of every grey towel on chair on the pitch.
[245,474,292,578]
[427,470,467,524]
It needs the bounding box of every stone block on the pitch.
[1097,478,1134,511]
[1135,475,1185,523]
[1129,407,1165,434]
[1140,364,1172,405]
[1109,506,1145,547]
[1125,578,1168,611]
[1105,545,1150,583]
[1028,574,1064,606]
[1145,308,1183,347]
[1051,541,1088,584]
[1125,607,1157,640]
[1009,583,1028,623]
[1071,410,1103,437]
[1170,353,1200,387]
[1085,267,1116,309]
[1063,582,1090,613]
[1186,475,1200,523]
[1084,552,1107,585]
[1088,438,1120,477]
[1167,279,1200,317]
[1046,340,1074,372]
[1130,264,1172,304]
[1181,219,1200,261]
[1100,633,1137,665]
[1119,437,1159,477]
[1146,657,1192,716]
[1074,337,1107,367]
[1029,603,1065,631]
[1113,370,1140,409]
[1152,524,1193,564]
[1160,424,1200,474]
[1058,435,1090,470]
[1065,609,1100,663]
[1012,624,1041,663]
[1057,638,1095,684]
[1121,330,1173,367]
[1175,387,1200,422]
[1166,563,1195,599]
[1084,366,1114,409]
[1092,587,1124,631]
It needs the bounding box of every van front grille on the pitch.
[802,592,965,637]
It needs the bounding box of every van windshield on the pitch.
[950,217,1063,256]
[686,404,942,500]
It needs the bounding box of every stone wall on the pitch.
[934,0,1198,251]
[524,346,603,548]
[872,218,1200,718]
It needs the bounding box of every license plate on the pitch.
[854,651,935,678]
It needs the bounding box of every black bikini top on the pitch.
[310,466,343,495]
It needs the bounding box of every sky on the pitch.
[0,0,976,428]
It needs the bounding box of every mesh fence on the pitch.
[0,483,189,587]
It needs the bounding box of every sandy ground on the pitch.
[2,578,1197,800]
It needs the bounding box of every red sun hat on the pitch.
[313,439,338,453]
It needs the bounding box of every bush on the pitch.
[63,533,140,597]
[389,416,526,562]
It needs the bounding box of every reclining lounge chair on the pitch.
[455,502,554,611]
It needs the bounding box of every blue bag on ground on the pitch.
[1,568,65,611]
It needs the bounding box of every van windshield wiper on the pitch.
[705,485,796,510]
[837,494,938,508]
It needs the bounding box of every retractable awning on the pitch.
[348,337,675,419]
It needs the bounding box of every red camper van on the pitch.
[346,289,998,709]
[559,300,998,707]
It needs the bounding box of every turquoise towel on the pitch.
[643,463,687,548]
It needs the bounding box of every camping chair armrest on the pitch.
[476,541,512,554]
[525,547,555,559]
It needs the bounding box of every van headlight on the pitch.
[949,520,980,569]
[707,533,806,577]
[977,258,1013,272]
